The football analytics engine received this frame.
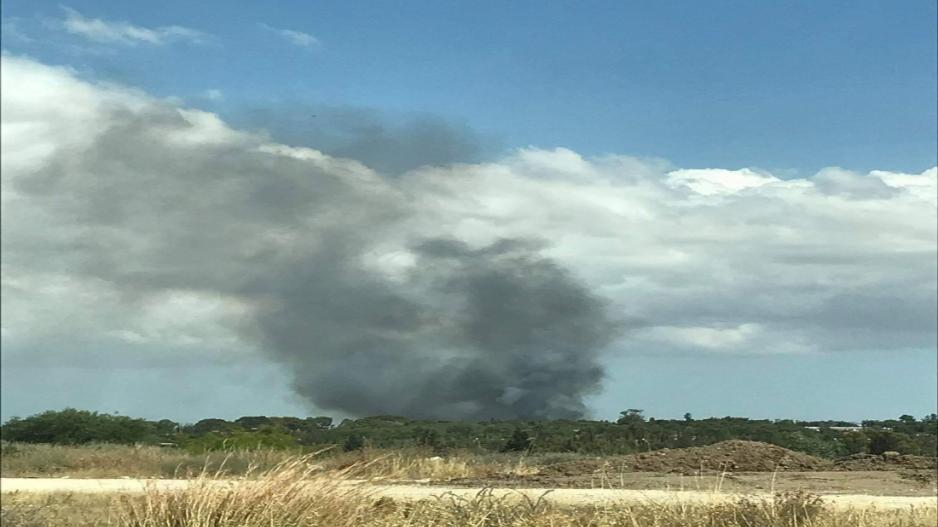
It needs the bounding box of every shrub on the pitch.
[502,429,532,452]
[0,409,152,445]
[343,434,365,452]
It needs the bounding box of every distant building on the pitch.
[803,425,863,432]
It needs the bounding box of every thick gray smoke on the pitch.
[233,105,490,175]
[5,96,618,419]
[6,57,937,422]
[255,238,616,419]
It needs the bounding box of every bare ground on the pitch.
[1,477,935,511]
[444,441,937,496]
[443,470,938,496]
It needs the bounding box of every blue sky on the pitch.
[1,1,936,423]
[4,0,936,174]
[3,350,935,424]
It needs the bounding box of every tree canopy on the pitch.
[2,408,935,459]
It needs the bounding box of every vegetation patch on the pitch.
[2,409,936,459]
[2,460,937,527]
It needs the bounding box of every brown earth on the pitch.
[444,470,938,496]
[832,453,937,471]
[542,441,832,476]
[446,441,937,494]
[832,454,937,486]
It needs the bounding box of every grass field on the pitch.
[2,456,937,527]
[3,441,936,496]
[3,443,935,525]
[0,442,562,480]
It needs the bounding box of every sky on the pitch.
[1,1,936,424]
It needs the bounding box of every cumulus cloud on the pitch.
[0,55,615,419]
[260,24,319,48]
[666,168,779,195]
[60,7,209,46]
[2,55,935,418]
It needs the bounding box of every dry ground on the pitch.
[2,440,935,526]
[2,455,936,527]
[2,477,936,511]
[446,469,938,496]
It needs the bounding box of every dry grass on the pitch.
[2,457,936,527]
[0,442,539,481]
[0,442,298,479]
[117,455,369,527]
[319,447,557,480]
[336,449,475,480]
[1,493,117,526]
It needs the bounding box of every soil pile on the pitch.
[544,441,832,476]
[833,453,937,471]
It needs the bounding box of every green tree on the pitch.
[617,409,645,425]
[0,409,152,445]
[343,433,365,451]
[868,431,901,454]
[182,428,299,452]
[502,429,532,452]
[154,419,179,435]
[841,431,869,455]
[307,417,333,430]
[414,427,441,449]
[188,418,234,435]
[234,416,272,429]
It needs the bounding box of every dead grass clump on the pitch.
[2,451,936,526]
[117,455,372,527]
[1,442,530,482]
[0,493,118,526]
[317,447,484,481]
[113,480,938,527]
[0,442,298,478]
[2,484,936,527]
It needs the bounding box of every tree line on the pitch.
[1,408,935,458]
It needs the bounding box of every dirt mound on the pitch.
[833,453,937,471]
[544,441,831,476]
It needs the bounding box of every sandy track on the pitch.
[2,478,935,511]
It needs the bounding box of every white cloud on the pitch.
[260,23,319,48]
[60,7,209,46]
[666,168,780,196]
[1,54,935,373]
[401,153,936,356]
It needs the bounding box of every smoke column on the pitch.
[1,60,619,419]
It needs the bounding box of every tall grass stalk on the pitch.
[2,461,936,527]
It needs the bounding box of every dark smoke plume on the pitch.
[6,101,618,420]
[255,238,617,419]
[233,105,493,175]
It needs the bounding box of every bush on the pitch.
[181,429,300,453]
[0,409,153,445]
[868,431,901,455]
[502,429,532,452]
[343,434,365,452]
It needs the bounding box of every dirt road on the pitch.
[2,478,935,511]
[448,470,938,496]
